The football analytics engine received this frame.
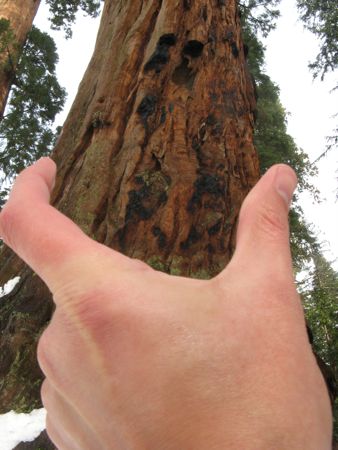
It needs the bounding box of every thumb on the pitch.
[232,164,298,278]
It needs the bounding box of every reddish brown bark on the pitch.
[0,0,259,413]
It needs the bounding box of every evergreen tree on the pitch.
[0,27,66,206]
[297,0,338,80]
[0,1,103,206]
[302,252,338,440]
[297,0,338,158]
[242,21,320,271]
[0,0,41,118]
[45,0,102,38]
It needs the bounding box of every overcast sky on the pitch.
[263,0,338,270]
[34,0,338,269]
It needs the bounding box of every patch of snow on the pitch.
[0,277,20,298]
[0,409,46,450]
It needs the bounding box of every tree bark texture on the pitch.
[0,0,259,413]
[0,0,41,119]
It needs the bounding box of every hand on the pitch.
[0,158,332,450]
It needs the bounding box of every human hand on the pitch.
[0,158,332,449]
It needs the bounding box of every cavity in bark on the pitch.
[172,57,196,88]
[144,34,177,73]
[183,40,204,58]
[231,42,239,58]
[137,95,157,128]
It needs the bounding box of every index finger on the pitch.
[0,158,126,295]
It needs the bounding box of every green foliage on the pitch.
[238,0,281,37]
[303,253,338,375]
[46,0,102,38]
[243,27,320,272]
[297,0,338,80]
[301,252,338,439]
[297,0,338,161]
[0,27,66,206]
[255,74,318,194]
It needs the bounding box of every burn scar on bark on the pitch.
[144,34,177,73]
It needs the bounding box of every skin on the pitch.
[0,158,332,450]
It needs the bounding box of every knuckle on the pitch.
[37,326,54,374]
[63,290,113,330]
[40,379,51,409]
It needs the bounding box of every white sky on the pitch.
[263,0,338,270]
[33,1,337,274]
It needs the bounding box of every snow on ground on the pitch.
[0,277,46,448]
[0,409,46,450]
[0,277,21,298]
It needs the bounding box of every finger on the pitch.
[0,158,128,293]
[231,164,298,279]
[42,380,102,450]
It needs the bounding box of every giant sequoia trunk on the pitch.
[0,0,41,119]
[0,0,259,413]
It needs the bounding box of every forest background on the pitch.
[0,0,337,443]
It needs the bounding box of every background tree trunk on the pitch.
[0,0,41,119]
[0,0,258,413]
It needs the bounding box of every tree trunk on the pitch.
[0,0,41,119]
[0,0,258,413]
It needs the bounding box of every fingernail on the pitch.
[275,165,298,208]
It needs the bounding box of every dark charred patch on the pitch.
[202,6,208,21]
[208,220,222,236]
[92,198,108,234]
[187,174,224,212]
[207,243,215,253]
[183,40,204,58]
[226,31,234,40]
[206,114,217,126]
[172,57,196,89]
[137,95,157,128]
[192,136,203,164]
[160,106,167,124]
[158,191,168,204]
[135,175,144,185]
[209,92,219,102]
[131,171,171,218]
[159,34,177,46]
[144,34,177,73]
[218,0,226,6]
[180,226,201,250]
[231,42,239,58]
[183,0,191,10]
[152,226,167,249]
[126,188,154,222]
